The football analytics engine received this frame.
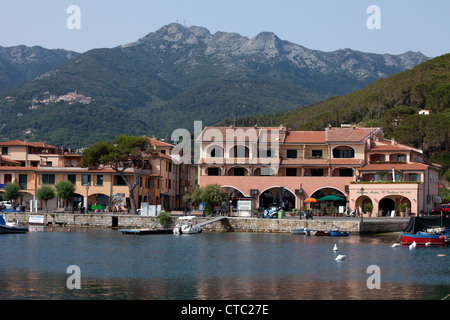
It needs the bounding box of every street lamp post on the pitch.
[184,187,188,215]
[360,187,364,222]
[85,185,89,213]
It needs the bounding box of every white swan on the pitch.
[335,254,346,261]
[409,241,417,250]
[425,242,431,246]
[391,243,400,247]
[333,244,338,251]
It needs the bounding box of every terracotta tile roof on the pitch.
[284,131,325,144]
[197,126,286,143]
[0,156,21,165]
[148,137,174,148]
[325,126,380,143]
[0,140,57,149]
[368,141,422,153]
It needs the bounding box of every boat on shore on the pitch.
[401,216,450,245]
[0,215,28,234]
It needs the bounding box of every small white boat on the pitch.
[173,216,202,235]
[290,228,308,235]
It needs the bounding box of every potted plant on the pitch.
[398,203,407,217]
[364,203,373,217]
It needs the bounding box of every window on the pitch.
[207,167,219,176]
[233,168,246,176]
[82,174,91,186]
[1,147,7,155]
[409,173,420,182]
[392,154,406,162]
[97,175,103,186]
[333,147,354,158]
[374,172,386,182]
[286,168,297,176]
[338,168,353,177]
[311,169,324,176]
[115,176,126,186]
[4,174,12,184]
[42,174,55,185]
[260,167,272,176]
[68,174,76,184]
[19,174,27,189]
[312,150,323,158]
[148,178,154,189]
[231,146,249,158]
[259,149,274,158]
[210,147,223,158]
[286,149,297,159]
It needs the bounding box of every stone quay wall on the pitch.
[3,212,409,234]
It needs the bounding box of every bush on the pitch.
[158,210,171,227]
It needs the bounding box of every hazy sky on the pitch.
[0,0,448,57]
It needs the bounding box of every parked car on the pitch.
[430,204,450,215]
[0,201,13,210]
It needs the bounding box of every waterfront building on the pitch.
[0,138,195,212]
[196,125,441,217]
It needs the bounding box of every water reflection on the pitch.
[0,229,448,300]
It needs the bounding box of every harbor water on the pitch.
[0,227,448,300]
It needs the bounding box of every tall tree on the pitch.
[36,185,55,213]
[3,183,21,204]
[55,181,76,213]
[81,135,152,214]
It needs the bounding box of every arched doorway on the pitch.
[222,186,244,213]
[379,196,413,217]
[379,198,395,217]
[73,193,83,211]
[258,187,296,210]
[310,187,347,215]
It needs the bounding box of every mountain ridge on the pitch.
[0,45,79,93]
[0,23,430,148]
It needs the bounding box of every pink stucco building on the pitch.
[196,125,441,217]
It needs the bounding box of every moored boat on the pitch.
[173,216,202,235]
[330,230,349,237]
[120,228,172,235]
[290,228,308,235]
[401,216,450,245]
[313,230,330,236]
[0,215,28,234]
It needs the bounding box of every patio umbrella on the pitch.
[304,197,318,202]
[317,195,346,202]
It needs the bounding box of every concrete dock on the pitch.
[2,212,410,234]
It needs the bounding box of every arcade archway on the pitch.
[258,186,296,210]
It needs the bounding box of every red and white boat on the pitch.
[401,216,450,245]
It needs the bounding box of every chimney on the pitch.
[391,138,395,145]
